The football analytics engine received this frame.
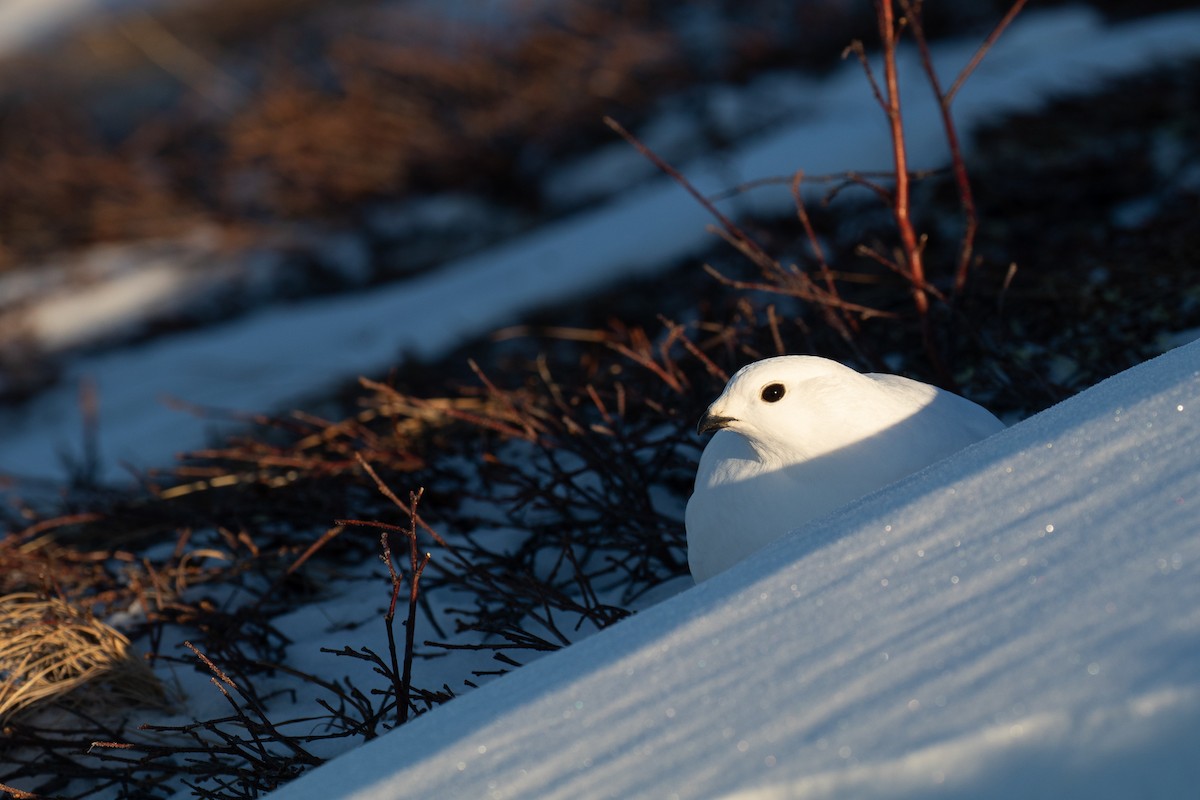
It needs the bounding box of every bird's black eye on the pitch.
[761,383,786,403]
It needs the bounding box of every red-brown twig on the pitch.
[285,524,346,577]
[901,0,1029,295]
[606,114,866,334]
[874,1,929,316]
[13,512,104,543]
[945,0,1030,106]
[604,116,745,249]
[701,262,894,321]
[845,6,944,377]
[658,315,729,384]
[790,171,860,338]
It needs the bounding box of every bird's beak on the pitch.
[697,410,737,435]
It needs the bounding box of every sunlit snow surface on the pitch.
[266,340,1200,800]
[4,8,1200,482]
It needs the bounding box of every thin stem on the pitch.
[946,0,1031,106]
[400,490,430,725]
[379,531,407,726]
[874,0,950,384]
[876,0,926,309]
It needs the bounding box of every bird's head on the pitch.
[697,355,872,463]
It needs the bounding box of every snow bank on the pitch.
[265,340,1200,799]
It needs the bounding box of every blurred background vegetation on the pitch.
[1,0,1179,269]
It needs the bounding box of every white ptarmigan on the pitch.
[685,355,1005,582]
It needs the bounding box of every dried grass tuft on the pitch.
[0,593,168,725]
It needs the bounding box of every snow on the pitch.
[264,340,1200,800]
[2,231,272,354]
[6,7,1200,484]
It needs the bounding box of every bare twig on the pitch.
[874,0,929,312]
[347,456,435,725]
[842,40,888,112]
[605,116,744,245]
[13,512,104,543]
[377,529,408,727]
[285,525,347,577]
[701,262,894,320]
[658,315,729,384]
[605,114,841,328]
[790,171,859,338]
[906,0,1028,296]
[400,499,431,725]
[705,166,944,204]
[945,0,1031,106]
[0,782,41,799]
